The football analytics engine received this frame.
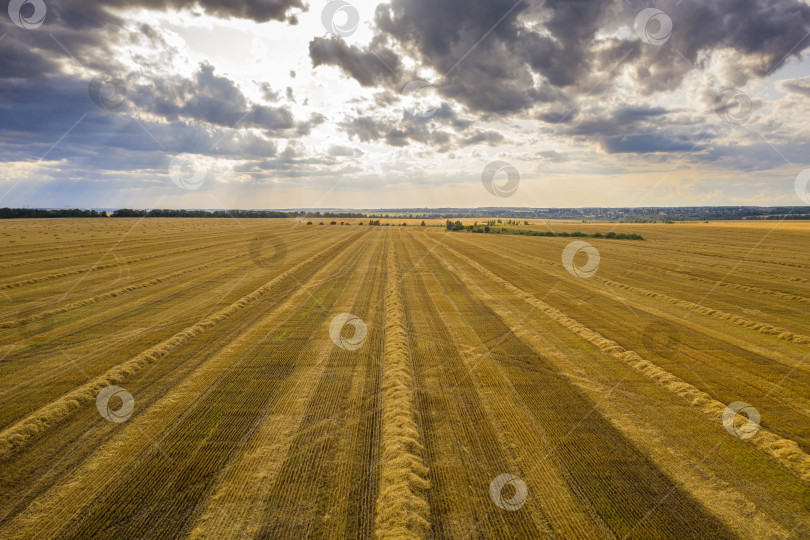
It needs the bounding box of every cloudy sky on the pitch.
[2,0,810,209]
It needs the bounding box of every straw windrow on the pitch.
[374,234,431,539]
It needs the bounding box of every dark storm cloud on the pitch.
[2,0,302,81]
[339,116,449,146]
[339,116,382,143]
[0,0,305,90]
[139,0,304,23]
[338,110,503,152]
[0,0,312,168]
[567,106,670,134]
[309,37,402,87]
[0,36,59,79]
[311,0,810,116]
[5,0,304,29]
[598,133,695,154]
[460,130,504,146]
[706,139,810,167]
[2,0,808,183]
[257,82,281,102]
[519,0,614,89]
[564,106,705,154]
[430,103,475,130]
[141,63,319,135]
[0,60,317,143]
[340,115,456,149]
[0,65,302,174]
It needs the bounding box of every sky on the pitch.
[2,0,810,210]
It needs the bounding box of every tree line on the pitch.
[0,208,371,219]
[0,208,108,219]
[111,209,367,218]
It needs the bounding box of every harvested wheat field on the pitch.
[0,217,808,539]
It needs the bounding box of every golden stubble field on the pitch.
[0,217,807,539]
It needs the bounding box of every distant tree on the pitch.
[497,219,502,224]
[330,221,336,225]
[524,220,529,225]
[421,221,426,226]
[306,221,313,225]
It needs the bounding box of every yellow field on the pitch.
[0,218,807,538]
